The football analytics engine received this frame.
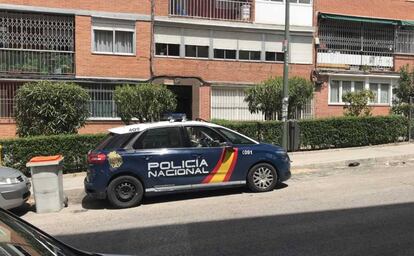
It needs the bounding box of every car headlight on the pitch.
[277,151,290,162]
[0,177,21,185]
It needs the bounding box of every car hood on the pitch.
[0,166,22,178]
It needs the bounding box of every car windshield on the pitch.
[0,211,84,256]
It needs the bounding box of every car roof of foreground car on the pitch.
[109,121,222,135]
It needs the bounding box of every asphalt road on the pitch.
[19,162,414,256]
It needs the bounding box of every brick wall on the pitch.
[155,0,169,16]
[314,81,391,118]
[154,58,312,83]
[394,54,414,71]
[0,120,121,139]
[78,120,124,135]
[75,16,151,80]
[199,86,211,120]
[0,119,16,138]
[316,0,414,20]
[0,0,151,14]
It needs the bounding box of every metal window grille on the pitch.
[0,11,75,75]
[169,0,252,22]
[318,20,395,70]
[0,82,21,118]
[396,29,414,54]
[83,84,118,118]
[292,99,314,120]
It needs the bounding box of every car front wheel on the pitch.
[247,163,278,192]
[107,175,144,208]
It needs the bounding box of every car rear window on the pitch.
[96,133,138,150]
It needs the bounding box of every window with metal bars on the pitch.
[318,19,395,54]
[396,28,414,54]
[0,82,21,118]
[83,84,118,119]
[0,11,75,75]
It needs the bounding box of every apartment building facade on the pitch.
[313,0,414,117]
[0,0,315,137]
[152,0,314,121]
[0,0,154,137]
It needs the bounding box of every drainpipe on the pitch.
[149,0,155,79]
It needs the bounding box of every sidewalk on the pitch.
[289,142,414,170]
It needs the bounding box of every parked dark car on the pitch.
[0,208,124,255]
[85,120,291,208]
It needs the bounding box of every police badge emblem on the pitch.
[107,151,123,169]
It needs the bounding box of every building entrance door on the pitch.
[168,85,193,119]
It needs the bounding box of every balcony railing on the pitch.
[317,49,394,71]
[169,0,252,22]
[0,49,74,76]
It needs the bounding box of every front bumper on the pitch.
[278,159,291,182]
[0,181,31,210]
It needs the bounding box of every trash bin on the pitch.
[288,120,300,152]
[26,155,67,213]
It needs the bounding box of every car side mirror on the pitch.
[221,141,234,149]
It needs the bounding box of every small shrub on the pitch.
[114,83,177,124]
[15,81,90,137]
[244,76,314,120]
[342,90,375,117]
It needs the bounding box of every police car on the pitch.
[85,120,291,208]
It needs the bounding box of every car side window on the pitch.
[185,126,226,148]
[133,127,183,149]
[217,128,256,145]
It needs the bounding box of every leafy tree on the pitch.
[392,65,414,117]
[15,81,90,137]
[114,83,177,124]
[245,76,314,120]
[342,90,375,117]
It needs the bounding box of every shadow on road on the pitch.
[81,183,289,210]
[9,203,35,217]
[57,202,414,256]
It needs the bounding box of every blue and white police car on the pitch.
[85,120,291,208]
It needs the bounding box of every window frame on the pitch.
[265,51,285,62]
[183,125,228,148]
[155,43,181,57]
[132,126,186,150]
[184,45,209,59]
[213,48,237,60]
[92,25,136,56]
[369,83,391,105]
[239,50,262,61]
[328,78,392,106]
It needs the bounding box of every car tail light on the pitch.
[87,153,107,165]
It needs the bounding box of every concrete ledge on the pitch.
[292,154,414,174]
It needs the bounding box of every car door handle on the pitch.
[143,156,152,161]
[192,154,202,159]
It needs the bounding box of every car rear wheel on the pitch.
[107,176,143,208]
[247,163,278,192]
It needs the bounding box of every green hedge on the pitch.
[0,134,106,175]
[213,120,283,145]
[299,116,407,149]
[0,116,409,174]
[215,115,408,150]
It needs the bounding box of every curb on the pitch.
[291,154,414,174]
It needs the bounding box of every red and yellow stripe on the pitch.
[203,148,239,183]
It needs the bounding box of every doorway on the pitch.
[168,85,193,119]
